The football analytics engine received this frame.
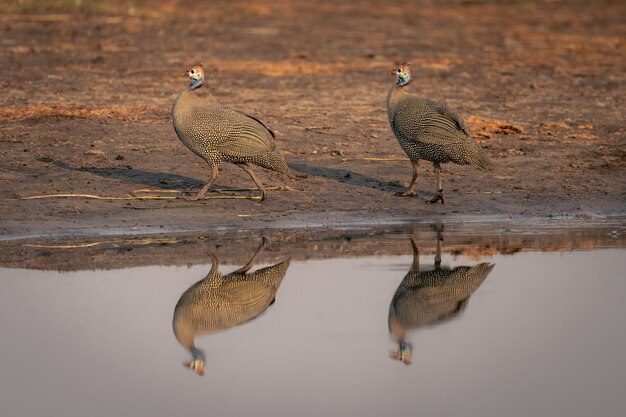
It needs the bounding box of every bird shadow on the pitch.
[288,162,408,194]
[40,158,206,190]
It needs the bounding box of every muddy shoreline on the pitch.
[2,218,624,271]
[0,210,622,242]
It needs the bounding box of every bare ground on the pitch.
[0,0,625,240]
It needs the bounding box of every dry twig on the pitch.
[340,157,406,162]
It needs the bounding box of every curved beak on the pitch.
[389,344,412,365]
[184,69,190,76]
[388,68,397,76]
[183,360,205,376]
[194,362,205,376]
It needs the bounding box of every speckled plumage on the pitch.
[387,63,493,203]
[172,65,290,201]
[388,237,494,364]
[173,239,289,375]
[172,257,289,340]
[389,258,494,331]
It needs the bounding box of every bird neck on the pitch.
[185,84,202,97]
[389,83,406,99]
[172,88,199,122]
[189,77,204,90]
[173,319,197,350]
[191,347,205,361]
[389,316,407,341]
[387,84,407,114]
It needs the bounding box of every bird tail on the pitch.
[259,258,291,288]
[465,140,494,170]
[474,150,494,171]
[254,150,292,176]
[474,262,496,276]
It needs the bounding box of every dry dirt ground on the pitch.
[0,0,624,239]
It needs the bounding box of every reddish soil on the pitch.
[0,0,624,239]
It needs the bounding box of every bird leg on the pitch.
[434,230,442,267]
[239,163,267,202]
[232,237,267,274]
[409,238,420,273]
[198,241,220,272]
[187,165,220,200]
[429,162,444,204]
[396,162,418,197]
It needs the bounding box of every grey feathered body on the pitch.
[389,263,494,335]
[173,259,290,349]
[172,89,290,174]
[387,86,492,169]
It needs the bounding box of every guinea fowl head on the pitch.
[185,64,205,90]
[389,341,412,365]
[183,347,205,376]
[389,62,411,87]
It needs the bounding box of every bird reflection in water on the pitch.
[172,238,290,376]
[388,233,494,365]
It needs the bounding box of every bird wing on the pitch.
[392,96,470,145]
[424,98,470,135]
[231,109,276,138]
[391,287,458,327]
[214,279,275,317]
[418,286,465,304]
[215,108,277,158]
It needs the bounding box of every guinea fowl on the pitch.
[172,238,290,376]
[172,64,291,201]
[387,62,493,204]
[388,235,494,365]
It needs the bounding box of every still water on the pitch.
[1,230,625,417]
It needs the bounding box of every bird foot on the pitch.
[253,191,266,203]
[183,195,201,201]
[183,191,206,201]
[428,190,444,204]
[395,189,417,197]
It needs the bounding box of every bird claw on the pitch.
[183,191,205,201]
[428,192,444,204]
[183,195,199,201]
[253,191,266,202]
